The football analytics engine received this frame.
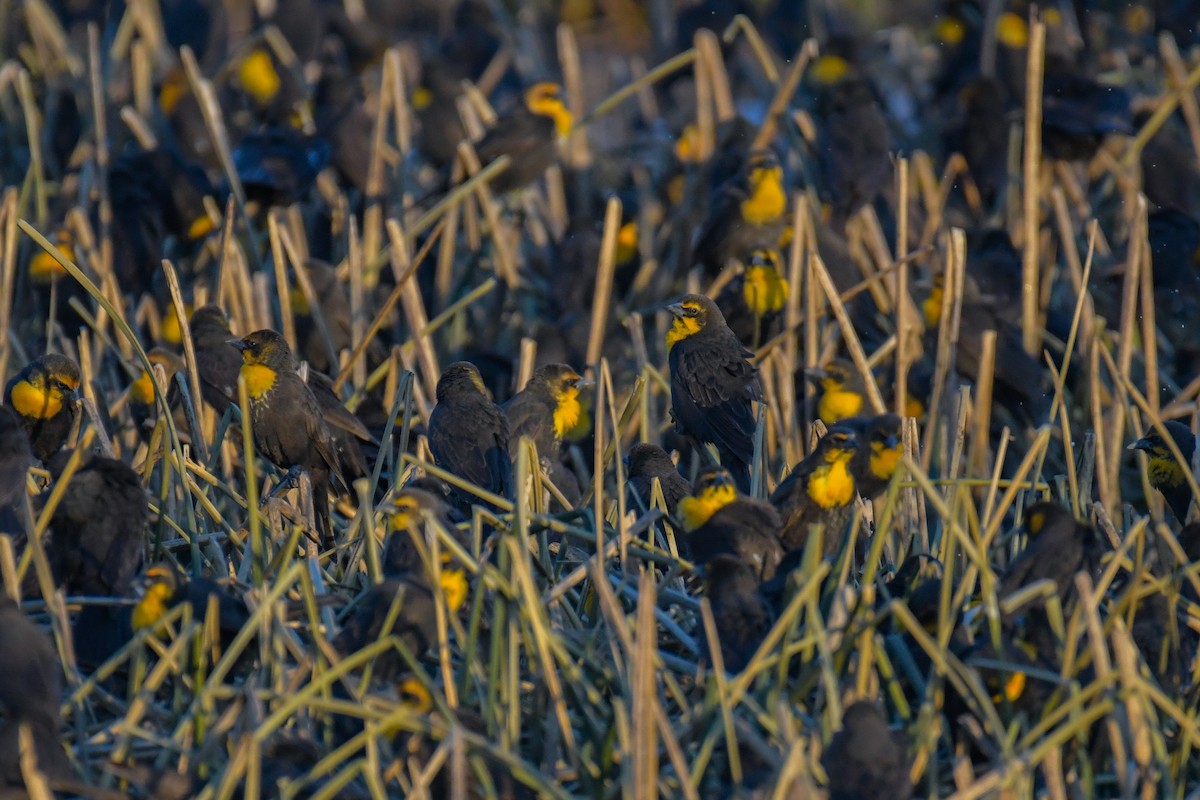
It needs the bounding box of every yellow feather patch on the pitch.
[666,315,702,349]
[923,285,943,328]
[132,583,174,631]
[818,383,863,423]
[805,459,855,508]
[740,167,786,225]
[188,215,214,241]
[239,49,281,105]
[934,17,966,45]
[9,380,63,420]
[131,372,156,405]
[997,12,1028,49]
[742,265,788,317]
[553,386,583,439]
[678,484,737,531]
[869,443,901,481]
[241,363,277,399]
[440,569,469,612]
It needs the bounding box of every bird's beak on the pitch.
[228,338,248,352]
[1128,438,1151,452]
[666,303,686,318]
[574,375,595,390]
[805,367,828,383]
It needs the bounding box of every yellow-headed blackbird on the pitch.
[813,75,893,225]
[625,443,691,516]
[4,354,80,463]
[45,453,148,597]
[715,247,790,348]
[0,597,70,787]
[701,553,774,674]
[679,466,784,582]
[822,701,913,800]
[0,407,32,536]
[829,414,902,499]
[233,128,331,207]
[474,82,572,194]
[232,330,345,545]
[770,427,860,554]
[502,364,588,501]
[427,362,514,511]
[306,370,375,481]
[692,151,787,275]
[128,348,187,443]
[922,273,1050,424]
[810,359,869,425]
[189,305,243,415]
[27,227,75,286]
[1040,60,1132,162]
[1130,420,1197,524]
[945,76,1010,208]
[333,569,468,683]
[666,294,762,493]
[382,487,461,576]
[998,502,1104,610]
[131,563,250,641]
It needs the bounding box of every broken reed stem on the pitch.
[1021,14,1045,356]
[587,198,622,367]
[810,252,886,414]
[749,39,817,151]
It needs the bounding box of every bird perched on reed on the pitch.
[231,330,345,546]
[665,294,761,493]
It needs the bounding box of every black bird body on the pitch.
[998,502,1105,608]
[46,453,148,597]
[822,702,913,800]
[428,362,513,510]
[666,294,761,493]
[190,305,243,414]
[0,598,70,786]
[0,407,32,536]
[625,443,691,516]
[702,554,774,673]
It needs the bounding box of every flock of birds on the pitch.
[0,0,1197,796]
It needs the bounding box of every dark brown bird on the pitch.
[474,82,572,194]
[4,354,80,462]
[189,305,243,415]
[665,294,762,493]
[427,362,513,511]
[679,466,784,582]
[822,701,913,800]
[625,443,691,516]
[770,427,861,555]
[45,453,148,597]
[502,364,588,503]
[828,414,902,499]
[232,330,345,546]
[0,597,71,787]
[701,553,774,674]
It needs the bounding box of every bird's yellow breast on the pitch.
[240,363,277,399]
[818,386,863,424]
[743,266,788,317]
[806,459,855,508]
[870,444,901,480]
[1148,456,1186,490]
[666,316,702,349]
[131,372,156,405]
[678,485,736,531]
[132,584,174,631]
[239,49,281,105]
[740,168,786,225]
[553,386,583,439]
[9,380,62,419]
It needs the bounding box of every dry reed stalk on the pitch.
[1020,15,1045,355]
[586,198,622,367]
